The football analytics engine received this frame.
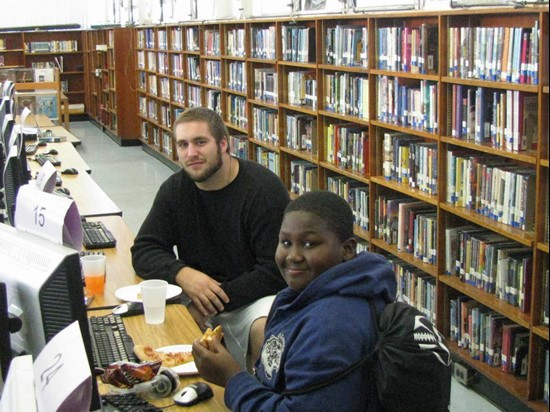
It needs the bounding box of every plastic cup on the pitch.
[81,254,106,295]
[140,279,168,324]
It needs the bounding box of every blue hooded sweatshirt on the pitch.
[224,251,397,411]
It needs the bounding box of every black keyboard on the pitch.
[35,153,61,166]
[89,314,138,368]
[102,393,162,412]
[82,220,117,249]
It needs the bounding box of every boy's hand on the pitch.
[192,336,242,388]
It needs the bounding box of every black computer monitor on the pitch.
[1,80,15,100]
[0,282,13,383]
[0,223,101,410]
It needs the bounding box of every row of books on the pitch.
[445,226,532,311]
[25,40,78,53]
[186,28,199,52]
[381,132,438,195]
[230,134,248,159]
[160,105,172,128]
[450,85,537,151]
[324,73,369,120]
[374,197,437,265]
[448,23,539,85]
[387,256,436,323]
[253,68,278,104]
[326,177,369,231]
[376,24,438,74]
[206,90,221,115]
[287,71,317,109]
[204,29,220,56]
[157,29,168,51]
[147,51,157,71]
[205,60,221,87]
[187,85,201,107]
[159,77,169,99]
[449,297,529,377]
[290,160,318,195]
[446,151,536,230]
[169,27,182,51]
[172,80,184,104]
[227,95,247,129]
[250,26,276,60]
[286,114,316,153]
[252,107,278,146]
[187,56,200,82]
[162,131,172,156]
[157,52,169,75]
[170,54,183,77]
[325,123,368,174]
[376,76,438,133]
[137,29,155,49]
[148,74,157,95]
[256,147,279,176]
[226,28,246,58]
[227,61,246,92]
[325,25,368,68]
[281,25,315,63]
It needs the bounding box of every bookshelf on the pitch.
[134,7,549,409]
[85,27,139,145]
[0,29,86,114]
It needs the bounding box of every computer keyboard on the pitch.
[35,153,61,166]
[89,314,138,368]
[101,393,162,412]
[82,220,117,249]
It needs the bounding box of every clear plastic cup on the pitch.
[81,254,106,295]
[140,279,168,324]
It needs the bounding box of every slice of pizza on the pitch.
[133,345,193,368]
[198,325,223,351]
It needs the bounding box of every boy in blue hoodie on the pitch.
[192,190,397,411]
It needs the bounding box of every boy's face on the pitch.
[276,210,356,291]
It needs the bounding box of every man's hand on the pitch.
[192,335,242,388]
[175,267,229,316]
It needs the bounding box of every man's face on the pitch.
[175,121,224,183]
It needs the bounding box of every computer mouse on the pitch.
[44,149,58,155]
[61,168,79,175]
[112,302,144,317]
[173,382,213,406]
[55,187,71,196]
[37,141,47,147]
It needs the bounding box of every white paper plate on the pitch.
[115,284,182,303]
[156,345,198,376]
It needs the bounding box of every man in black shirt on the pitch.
[131,107,289,370]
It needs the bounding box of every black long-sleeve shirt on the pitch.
[131,158,290,312]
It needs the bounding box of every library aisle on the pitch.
[70,120,502,412]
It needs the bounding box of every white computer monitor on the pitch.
[0,223,100,410]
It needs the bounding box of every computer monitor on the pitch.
[0,282,13,383]
[2,115,15,147]
[0,223,101,410]
[1,80,15,100]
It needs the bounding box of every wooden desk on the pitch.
[15,113,54,128]
[34,141,90,173]
[60,93,70,130]
[86,216,139,308]
[95,305,228,411]
[48,125,81,146]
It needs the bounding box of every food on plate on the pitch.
[133,345,193,368]
[100,361,161,388]
[198,325,224,351]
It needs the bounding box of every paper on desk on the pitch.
[0,355,37,412]
[35,161,57,193]
[14,184,83,250]
[33,322,92,412]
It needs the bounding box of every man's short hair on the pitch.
[173,107,229,151]
[284,190,354,241]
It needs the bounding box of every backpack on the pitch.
[282,300,452,412]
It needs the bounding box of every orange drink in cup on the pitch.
[81,255,106,295]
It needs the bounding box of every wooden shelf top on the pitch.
[440,136,538,164]
[370,176,437,205]
[371,238,437,277]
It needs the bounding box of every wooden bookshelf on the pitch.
[85,27,139,145]
[133,7,549,409]
[1,30,86,112]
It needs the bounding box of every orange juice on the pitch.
[85,273,105,295]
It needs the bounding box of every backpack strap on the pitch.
[281,298,380,396]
